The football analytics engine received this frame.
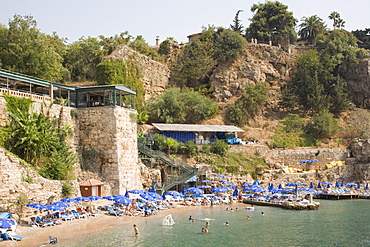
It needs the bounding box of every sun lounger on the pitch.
[49,236,58,244]
[1,233,24,241]
[71,210,86,219]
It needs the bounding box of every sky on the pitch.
[1,0,369,46]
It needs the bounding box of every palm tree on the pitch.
[298,15,326,45]
[328,11,345,29]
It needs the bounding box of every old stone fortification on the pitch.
[78,106,142,195]
[106,44,170,100]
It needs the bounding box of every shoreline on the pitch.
[1,203,244,247]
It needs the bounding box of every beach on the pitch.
[0,203,231,247]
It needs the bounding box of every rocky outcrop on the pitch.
[209,43,296,105]
[106,44,170,100]
[346,58,370,108]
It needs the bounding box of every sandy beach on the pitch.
[0,203,238,247]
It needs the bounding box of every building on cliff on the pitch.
[0,68,142,195]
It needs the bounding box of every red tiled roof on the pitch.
[79,179,104,186]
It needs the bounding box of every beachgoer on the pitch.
[246,216,250,220]
[191,219,195,223]
[224,221,229,226]
[202,227,209,233]
[225,207,229,211]
[210,198,214,207]
[133,224,139,236]
[189,216,193,222]
[261,212,264,216]
[236,207,239,211]
[206,221,210,227]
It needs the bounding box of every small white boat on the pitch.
[245,206,255,211]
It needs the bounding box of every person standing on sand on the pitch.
[133,224,139,236]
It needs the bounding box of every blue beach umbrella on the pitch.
[114,196,132,205]
[213,187,227,193]
[214,174,226,178]
[128,189,146,194]
[285,183,297,187]
[124,191,130,198]
[198,185,211,189]
[202,180,213,183]
[341,181,344,187]
[51,202,70,208]
[232,187,239,197]
[242,182,249,187]
[103,196,116,201]
[317,183,322,189]
[88,196,103,201]
[162,192,167,200]
[335,181,340,188]
[309,182,314,189]
[147,192,163,201]
[357,183,361,189]
[167,191,182,197]
[45,205,64,212]
[327,184,331,189]
[140,193,154,201]
[278,184,283,189]
[149,182,157,193]
[74,197,91,202]
[26,203,47,210]
[365,183,369,190]
[322,182,332,185]
[61,198,78,203]
[0,219,16,229]
[186,187,204,194]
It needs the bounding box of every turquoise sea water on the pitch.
[62,200,369,247]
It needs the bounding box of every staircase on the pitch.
[138,142,200,193]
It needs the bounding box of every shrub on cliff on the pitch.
[227,82,269,126]
[1,95,77,180]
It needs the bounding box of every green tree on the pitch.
[170,29,215,89]
[99,31,132,56]
[291,50,328,112]
[245,1,296,46]
[213,28,246,62]
[0,15,66,81]
[307,109,338,139]
[298,15,326,45]
[352,28,370,50]
[227,82,269,126]
[230,10,244,35]
[328,11,345,29]
[64,36,104,81]
[145,88,218,124]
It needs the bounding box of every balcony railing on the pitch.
[0,88,52,104]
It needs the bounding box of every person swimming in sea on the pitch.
[224,221,229,226]
[133,224,139,236]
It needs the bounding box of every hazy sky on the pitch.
[1,0,369,45]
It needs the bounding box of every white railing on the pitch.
[0,88,52,103]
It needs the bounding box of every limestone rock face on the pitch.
[209,43,295,104]
[106,44,170,100]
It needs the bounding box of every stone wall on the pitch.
[106,44,170,100]
[78,106,142,195]
[0,148,80,219]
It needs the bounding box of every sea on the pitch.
[62,199,369,247]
